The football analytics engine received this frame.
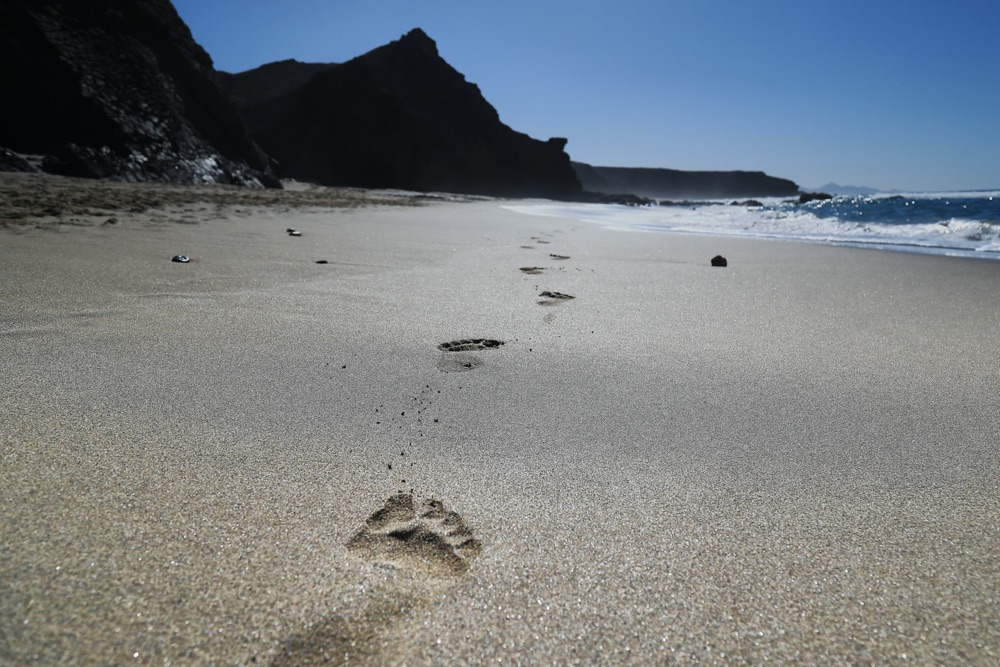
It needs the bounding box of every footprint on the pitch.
[276,494,480,663]
[438,339,504,352]
[436,353,483,373]
[346,493,482,576]
[520,267,545,275]
[537,291,575,306]
[549,253,570,260]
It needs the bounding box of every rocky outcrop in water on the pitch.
[798,192,834,204]
[0,0,278,186]
[573,162,799,199]
[223,29,582,199]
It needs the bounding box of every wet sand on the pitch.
[1,173,998,664]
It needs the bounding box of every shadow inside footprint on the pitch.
[537,290,575,306]
[520,267,545,275]
[346,494,482,576]
[271,596,419,666]
[436,353,483,373]
[549,253,570,260]
[438,339,504,352]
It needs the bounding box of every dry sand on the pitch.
[1,172,998,665]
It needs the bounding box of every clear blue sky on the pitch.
[172,0,999,192]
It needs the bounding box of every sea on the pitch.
[506,191,1000,261]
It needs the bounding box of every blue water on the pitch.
[508,191,1000,260]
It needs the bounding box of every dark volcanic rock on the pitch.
[572,162,799,199]
[0,0,278,186]
[226,29,581,199]
[711,255,728,267]
[0,147,38,173]
[578,191,655,206]
[660,199,724,207]
[218,60,339,137]
[798,192,834,204]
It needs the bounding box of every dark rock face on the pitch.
[0,147,38,172]
[218,60,339,137]
[0,0,278,186]
[573,162,799,199]
[224,29,581,199]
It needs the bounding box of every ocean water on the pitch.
[506,191,1000,260]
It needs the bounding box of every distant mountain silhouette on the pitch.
[573,163,799,199]
[221,29,582,199]
[0,0,278,186]
[808,183,889,196]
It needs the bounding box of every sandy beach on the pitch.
[1,172,997,665]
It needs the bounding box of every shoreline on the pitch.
[2,176,998,664]
[506,195,1000,262]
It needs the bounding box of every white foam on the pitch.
[503,201,1000,260]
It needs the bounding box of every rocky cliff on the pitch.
[0,0,278,186]
[573,162,799,199]
[223,29,582,199]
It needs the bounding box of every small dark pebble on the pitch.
[711,255,728,267]
[315,260,328,264]
[171,255,189,263]
[288,229,302,237]
[104,217,118,225]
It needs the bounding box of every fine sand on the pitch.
[1,172,997,665]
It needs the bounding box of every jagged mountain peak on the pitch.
[224,29,580,197]
[397,27,438,52]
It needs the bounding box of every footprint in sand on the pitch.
[273,495,481,664]
[537,290,575,306]
[437,339,504,352]
[520,267,545,275]
[346,493,482,576]
[549,253,570,260]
